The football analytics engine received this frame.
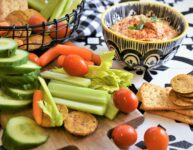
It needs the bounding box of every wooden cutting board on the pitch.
[33,110,144,150]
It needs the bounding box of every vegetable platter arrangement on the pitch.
[0,1,171,150]
[0,37,146,150]
[0,0,83,52]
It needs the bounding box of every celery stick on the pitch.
[48,82,109,105]
[38,77,63,127]
[28,0,45,11]
[40,71,91,87]
[54,97,106,116]
[50,0,69,21]
[105,96,119,120]
[60,0,82,18]
[41,0,61,19]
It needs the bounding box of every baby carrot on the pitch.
[29,53,40,65]
[57,55,66,67]
[57,54,94,67]
[33,90,43,125]
[39,44,101,67]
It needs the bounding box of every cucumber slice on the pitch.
[0,60,41,74]
[0,38,18,58]
[0,91,31,110]
[0,71,39,84]
[2,80,39,90]
[2,116,48,150]
[2,86,34,100]
[0,49,28,67]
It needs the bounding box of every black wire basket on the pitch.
[0,0,84,55]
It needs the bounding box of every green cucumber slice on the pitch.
[0,71,39,84]
[0,60,41,74]
[0,49,28,67]
[0,91,31,110]
[2,116,48,150]
[2,86,34,100]
[2,80,39,90]
[0,38,18,58]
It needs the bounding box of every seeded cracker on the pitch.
[174,109,193,117]
[139,83,190,110]
[177,92,193,98]
[64,111,98,136]
[169,90,193,107]
[149,110,193,125]
[171,74,193,94]
[139,83,185,110]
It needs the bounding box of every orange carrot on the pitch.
[0,21,10,35]
[39,44,101,67]
[85,60,94,66]
[57,55,66,67]
[33,90,43,125]
[29,53,40,65]
[57,54,94,67]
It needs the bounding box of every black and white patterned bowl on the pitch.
[101,1,188,70]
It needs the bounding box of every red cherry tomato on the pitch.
[28,53,40,65]
[144,127,169,150]
[112,124,137,149]
[63,54,88,76]
[113,88,138,113]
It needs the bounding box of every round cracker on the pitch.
[177,92,193,98]
[169,90,193,107]
[20,35,52,51]
[64,111,98,136]
[23,9,42,21]
[171,74,193,94]
[6,10,28,26]
[41,104,68,128]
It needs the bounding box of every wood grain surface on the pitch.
[34,110,144,150]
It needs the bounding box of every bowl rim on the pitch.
[101,1,189,44]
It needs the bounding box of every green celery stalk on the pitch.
[105,95,119,120]
[28,0,45,11]
[60,0,82,18]
[50,0,69,21]
[41,0,61,19]
[54,97,107,116]
[40,71,91,87]
[48,81,110,105]
[38,77,63,127]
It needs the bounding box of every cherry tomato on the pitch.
[28,53,40,65]
[63,54,88,76]
[144,127,169,150]
[50,22,71,39]
[112,124,137,149]
[113,88,138,113]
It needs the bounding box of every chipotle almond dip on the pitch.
[111,15,179,41]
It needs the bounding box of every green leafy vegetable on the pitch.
[85,51,133,93]
[38,77,63,127]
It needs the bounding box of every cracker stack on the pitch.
[137,74,193,125]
